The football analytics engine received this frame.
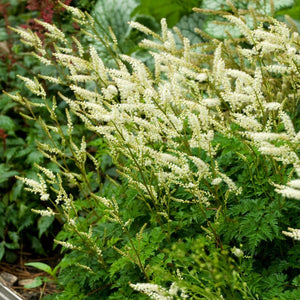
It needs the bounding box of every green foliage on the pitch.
[132,0,202,27]
[0,0,49,262]
[38,215,55,238]
[0,0,95,262]
[276,0,300,18]
[88,0,208,70]
[92,0,139,55]
[199,0,295,38]
[3,0,300,299]
[152,237,253,299]
[23,261,59,289]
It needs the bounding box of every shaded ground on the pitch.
[0,251,61,299]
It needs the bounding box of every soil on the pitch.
[0,250,62,300]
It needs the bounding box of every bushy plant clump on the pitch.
[5,0,300,298]
[0,0,215,263]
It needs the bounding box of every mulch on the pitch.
[0,251,62,300]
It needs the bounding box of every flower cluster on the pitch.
[16,174,49,201]
[129,282,188,300]
[12,2,300,230]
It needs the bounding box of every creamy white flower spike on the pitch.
[17,175,49,201]
[129,283,172,300]
[17,75,46,97]
[282,228,300,241]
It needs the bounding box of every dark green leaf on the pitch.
[0,164,18,184]
[38,215,55,238]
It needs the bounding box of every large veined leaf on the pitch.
[204,16,242,39]
[90,0,161,70]
[260,0,294,14]
[200,0,295,39]
[199,0,245,39]
[91,0,204,68]
[93,0,138,41]
[175,12,207,44]
[91,0,139,67]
